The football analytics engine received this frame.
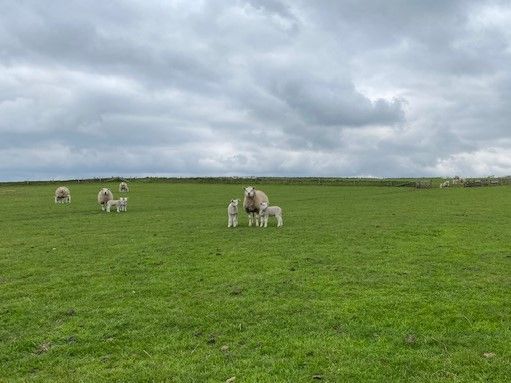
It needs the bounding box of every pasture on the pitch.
[0,182,510,382]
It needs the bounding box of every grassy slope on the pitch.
[0,183,510,382]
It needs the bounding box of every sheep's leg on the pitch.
[234,215,238,227]
[228,216,232,227]
[68,195,71,203]
[248,213,253,227]
[277,215,283,227]
[54,197,57,203]
[255,213,259,227]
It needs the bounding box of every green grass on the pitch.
[0,182,510,382]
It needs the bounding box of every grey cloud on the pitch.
[1,0,510,181]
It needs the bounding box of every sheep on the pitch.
[243,186,269,227]
[97,188,114,211]
[227,199,239,228]
[54,186,71,203]
[106,197,127,213]
[258,202,283,228]
[440,181,450,188]
[119,197,128,212]
[119,182,129,192]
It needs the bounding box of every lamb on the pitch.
[119,182,129,192]
[227,199,239,228]
[119,197,128,212]
[54,186,71,203]
[440,181,450,188]
[106,197,128,213]
[243,186,269,227]
[258,202,283,228]
[97,188,114,211]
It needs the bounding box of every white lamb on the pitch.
[54,186,71,203]
[227,199,239,228]
[259,202,283,228]
[440,181,450,188]
[106,197,128,213]
[119,197,128,212]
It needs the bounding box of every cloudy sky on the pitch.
[1,0,511,181]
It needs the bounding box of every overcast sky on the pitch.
[1,0,511,181]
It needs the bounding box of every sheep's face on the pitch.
[259,202,268,212]
[244,187,256,198]
[230,199,239,206]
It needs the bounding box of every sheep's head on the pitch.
[244,186,256,198]
[259,202,268,212]
[230,199,239,206]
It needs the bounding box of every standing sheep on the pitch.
[97,188,114,211]
[227,199,239,228]
[106,197,128,213]
[243,186,269,227]
[258,202,283,228]
[54,186,71,203]
[119,182,129,192]
[440,181,450,188]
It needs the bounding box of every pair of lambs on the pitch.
[97,188,128,213]
[227,186,283,228]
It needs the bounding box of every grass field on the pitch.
[0,182,510,382]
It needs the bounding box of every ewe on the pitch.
[243,186,269,227]
[54,186,71,203]
[119,182,129,192]
[227,199,239,228]
[97,188,114,211]
[259,201,283,228]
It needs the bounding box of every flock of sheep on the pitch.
[54,182,284,227]
[54,182,129,213]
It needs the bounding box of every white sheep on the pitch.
[106,197,127,213]
[258,201,283,228]
[243,186,269,227]
[54,186,71,203]
[227,199,239,228]
[97,188,114,211]
[119,197,128,212]
[440,181,450,188]
[119,182,129,192]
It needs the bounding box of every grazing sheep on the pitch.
[54,186,71,203]
[97,188,114,211]
[227,199,239,228]
[106,197,127,213]
[440,181,450,188]
[119,182,129,192]
[243,186,269,227]
[258,202,283,228]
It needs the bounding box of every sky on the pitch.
[1,0,511,181]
